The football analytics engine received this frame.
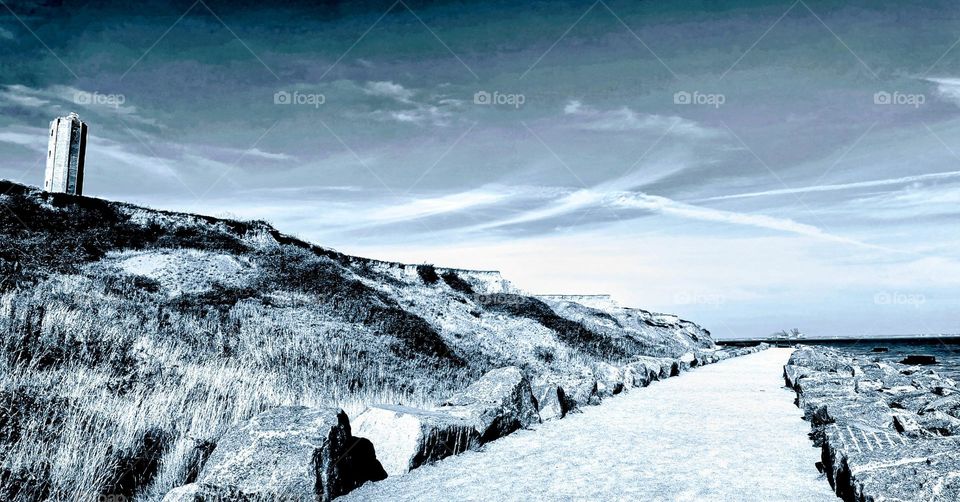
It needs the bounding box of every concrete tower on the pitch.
[44,112,87,195]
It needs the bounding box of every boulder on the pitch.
[678,352,696,370]
[559,374,600,408]
[921,394,960,418]
[916,411,960,436]
[594,363,625,397]
[787,347,856,376]
[195,406,386,501]
[884,388,937,413]
[783,364,812,389]
[531,381,569,421]
[161,483,200,502]
[660,358,681,378]
[821,423,960,501]
[351,404,479,476]
[624,360,658,388]
[628,357,665,382]
[441,366,540,442]
[901,354,937,365]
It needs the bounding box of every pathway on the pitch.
[343,348,837,501]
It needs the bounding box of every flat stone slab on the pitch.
[341,349,836,501]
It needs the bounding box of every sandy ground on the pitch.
[343,348,838,502]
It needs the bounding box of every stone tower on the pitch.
[44,112,87,195]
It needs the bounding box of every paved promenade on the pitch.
[344,348,838,501]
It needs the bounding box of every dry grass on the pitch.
[0,270,464,501]
[0,181,710,501]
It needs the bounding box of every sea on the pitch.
[795,336,960,381]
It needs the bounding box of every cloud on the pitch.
[459,180,887,250]
[362,81,462,126]
[563,100,719,138]
[1,85,49,107]
[364,81,416,102]
[700,170,960,202]
[240,147,293,161]
[0,84,160,127]
[609,192,884,249]
[926,77,960,106]
[0,126,48,150]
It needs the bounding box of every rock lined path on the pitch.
[343,348,838,501]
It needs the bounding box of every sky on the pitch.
[1,0,959,338]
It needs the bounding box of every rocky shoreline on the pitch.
[164,344,769,501]
[784,345,960,501]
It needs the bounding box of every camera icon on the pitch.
[474,91,491,105]
[74,91,92,105]
[874,91,891,105]
[673,91,691,105]
[274,91,291,105]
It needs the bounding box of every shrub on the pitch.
[440,271,474,294]
[417,264,439,284]
[484,295,633,361]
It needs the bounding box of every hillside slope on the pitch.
[0,180,713,501]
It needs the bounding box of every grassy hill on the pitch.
[0,180,713,501]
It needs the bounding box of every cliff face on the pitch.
[0,180,713,500]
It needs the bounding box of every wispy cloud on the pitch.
[610,192,885,249]
[700,170,960,202]
[1,85,49,107]
[563,100,719,138]
[926,77,960,106]
[362,81,463,126]
[0,126,48,149]
[0,84,159,127]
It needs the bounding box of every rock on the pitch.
[820,423,960,501]
[901,354,937,365]
[196,406,386,501]
[531,382,569,421]
[934,385,957,397]
[806,395,894,430]
[787,347,855,376]
[620,365,640,389]
[783,364,812,389]
[161,483,200,502]
[916,411,960,437]
[921,394,960,418]
[559,373,600,408]
[659,358,680,378]
[789,346,960,501]
[678,352,696,370]
[624,360,658,388]
[884,389,937,413]
[441,366,540,442]
[594,363,625,397]
[351,404,479,476]
[892,411,923,436]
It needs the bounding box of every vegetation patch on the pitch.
[417,264,440,284]
[441,271,474,294]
